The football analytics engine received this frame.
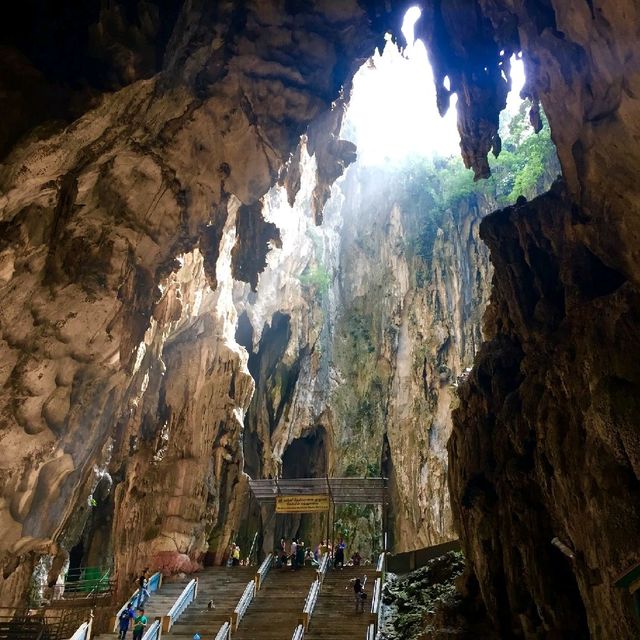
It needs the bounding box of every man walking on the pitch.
[117,602,135,639]
[132,608,147,640]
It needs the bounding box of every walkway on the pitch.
[233,567,316,640]
[165,566,255,638]
[94,578,189,640]
[305,567,373,640]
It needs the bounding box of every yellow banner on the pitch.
[275,494,330,514]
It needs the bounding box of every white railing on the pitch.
[231,580,256,630]
[370,577,382,618]
[112,572,163,632]
[292,623,305,640]
[365,622,376,640]
[214,620,231,640]
[368,552,386,636]
[162,578,198,632]
[255,553,273,590]
[67,618,92,640]
[300,578,320,629]
[317,553,330,584]
[142,619,162,640]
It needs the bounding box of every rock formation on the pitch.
[0,0,391,603]
[0,1,639,638]
[442,1,640,638]
[231,138,496,559]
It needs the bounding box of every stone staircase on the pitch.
[305,567,373,640]
[232,567,317,640]
[164,566,255,639]
[93,578,190,640]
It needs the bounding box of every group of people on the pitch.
[117,569,151,639]
[274,537,368,572]
[275,537,314,569]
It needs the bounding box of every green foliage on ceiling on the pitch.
[394,102,559,267]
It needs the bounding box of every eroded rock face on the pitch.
[451,182,640,638]
[443,1,640,637]
[0,0,394,603]
[233,149,493,557]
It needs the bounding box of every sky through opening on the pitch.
[342,6,526,166]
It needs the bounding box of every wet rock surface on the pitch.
[381,551,496,640]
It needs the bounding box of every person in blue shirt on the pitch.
[117,602,135,639]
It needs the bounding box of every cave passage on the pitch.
[236,5,559,583]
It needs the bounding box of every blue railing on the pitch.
[163,578,198,631]
[214,620,231,640]
[141,619,161,640]
[147,572,162,593]
[369,552,387,636]
[112,572,163,632]
[301,579,320,630]
[317,553,330,584]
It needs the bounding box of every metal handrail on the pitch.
[368,551,386,635]
[370,578,381,617]
[112,571,163,631]
[67,619,92,640]
[147,572,162,593]
[214,620,231,640]
[303,579,320,618]
[317,553,330,583]
[365,622,376,640]
[141,619,161,640]
[232,580,256,629]
[164,578,198,630]
[255,553,273,590]
[292,623,305,640]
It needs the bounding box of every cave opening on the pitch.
[236,4,560,572]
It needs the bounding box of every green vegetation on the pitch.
[394,103,559,270]
[299,265,331,295]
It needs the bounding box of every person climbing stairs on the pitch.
[304,566,373,640]
[164,566,255,638]
[93,578,190,639]
[232,566,316,640]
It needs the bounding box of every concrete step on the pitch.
[164,566,256,638]
[305,567,373,640]
[232,568,317,640]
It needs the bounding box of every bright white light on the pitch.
[342,8,528,166]
[401,6,421,45]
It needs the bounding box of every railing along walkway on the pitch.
[67,615,93,640]
[162,578,198,631]
[231,579,255,630]
[112,571,163,630]
[368,552,387,637]
[293,553,330,636]
[212,553,272,637]
[142,618,162,640]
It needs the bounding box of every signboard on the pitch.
[275,494,330,514]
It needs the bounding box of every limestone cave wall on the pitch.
[233,149,493,558]
[438,1,640,638]
[0,0,397,603]
[0,1,639,638]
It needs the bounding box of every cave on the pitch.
[1,1,639,639]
